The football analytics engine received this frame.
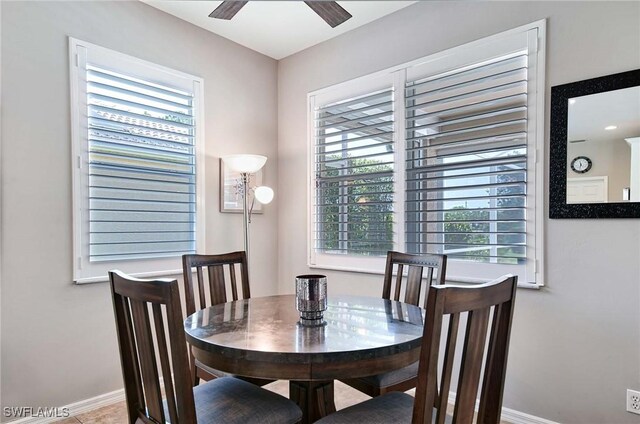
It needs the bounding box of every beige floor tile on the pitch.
[262,379,289,397]
[333,380,371,410]
[74,401,128,424]
[263,379,371,411]
[52,418,81,424]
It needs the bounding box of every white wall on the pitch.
[278,2,640,423]
[0,0,278,415]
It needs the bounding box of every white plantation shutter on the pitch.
[87,66,196,261]
[71,39,204,283]
[313,89,395,256]
[405,52,529,263]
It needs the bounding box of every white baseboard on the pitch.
[500,406,561,424]
[5,389,125,424]
[447,392,560,424]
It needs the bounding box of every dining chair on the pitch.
[182,251,250,316]
[316,274,518,424]
[109,270,302,424]
[340,251,447,397]
[182,251,273,387]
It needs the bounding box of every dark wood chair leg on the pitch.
[189,351,199,387]
[191,363,199,387]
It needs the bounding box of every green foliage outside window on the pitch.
[442,167,526,264]
[317,156,393,255]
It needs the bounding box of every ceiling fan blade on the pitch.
[304,1,352,28]
[209,1,248,20]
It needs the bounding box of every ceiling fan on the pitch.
[209,1,353,28]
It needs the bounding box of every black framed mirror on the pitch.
[549,69,640,218]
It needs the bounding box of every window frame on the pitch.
[308,72,402,273]
[307,20,545,288]
[69,38,205,284]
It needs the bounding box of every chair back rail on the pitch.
[382,251,447,308]
[413,274,518,424]
[110,270,197,424]
[182,252,250,316]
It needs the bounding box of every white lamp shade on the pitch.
[223,154,267,173]
[254,186,274,204]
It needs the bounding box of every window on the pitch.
[313,89,395,256]
[70,39,204,283]
[309,22,545,286]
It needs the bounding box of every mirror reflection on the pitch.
[566,86,640,203]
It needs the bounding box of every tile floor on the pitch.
[54,380,510,423]
[52,380,378,423]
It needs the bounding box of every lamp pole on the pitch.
[240,172,251,264]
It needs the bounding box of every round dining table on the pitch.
[184,294,424,423]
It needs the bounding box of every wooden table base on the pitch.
[289,380,337,424]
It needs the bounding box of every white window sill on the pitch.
[309,264,542,290]
[74,269,184,285]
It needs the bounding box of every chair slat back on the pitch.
[182,252,250,316]
[412,274,518,424]
[109,270,197,424]
[382,251,447,308]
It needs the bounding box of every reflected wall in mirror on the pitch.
[550,68,640,218]
[567,86,640,203]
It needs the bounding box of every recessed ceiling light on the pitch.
[605,125,618,130]
[569,99,576,105]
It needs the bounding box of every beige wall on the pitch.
[0,0,278,415]
[278,2,640,423]
[2,1,640,423]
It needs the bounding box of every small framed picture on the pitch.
[219,158,264,213]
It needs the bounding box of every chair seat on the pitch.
[166,376,302,423]
[356,361,419,388]
[315,391,449,424]
[316,391,413,423]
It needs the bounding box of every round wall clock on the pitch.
[570,156,592,173]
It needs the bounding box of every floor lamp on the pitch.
[222,154,274,266]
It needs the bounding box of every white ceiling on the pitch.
[141,1,416,60]
[568,86,640,143]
